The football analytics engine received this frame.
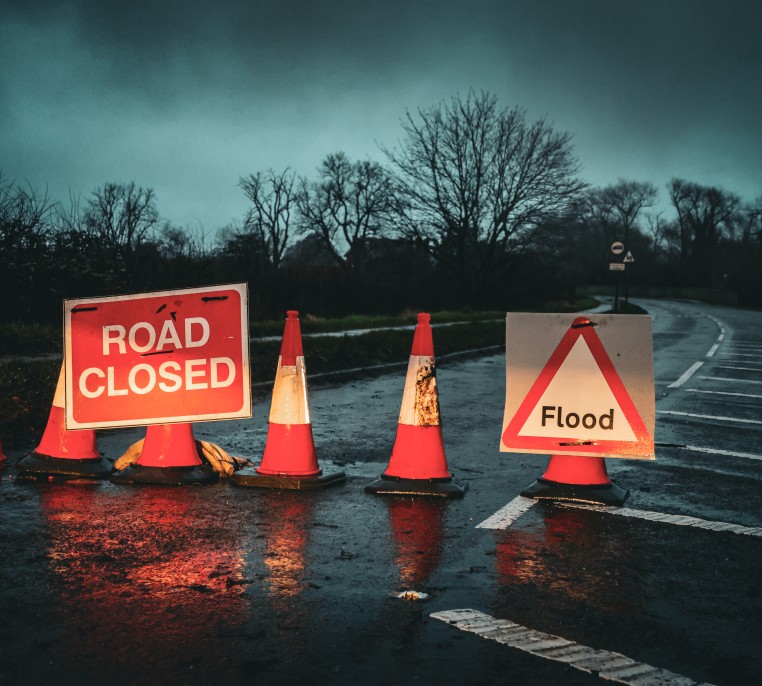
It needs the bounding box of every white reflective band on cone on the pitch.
[269,355,311,424]
[398,355,440,427]
[53,365,65,409]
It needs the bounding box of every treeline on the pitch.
[2,91,761,326]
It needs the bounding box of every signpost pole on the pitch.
[610,241,625,312]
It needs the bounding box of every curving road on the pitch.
[1,298,760,686]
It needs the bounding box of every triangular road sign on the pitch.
[502,317,653,457]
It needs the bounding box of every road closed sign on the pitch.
[64,284,251,429]
[501,313,654,459]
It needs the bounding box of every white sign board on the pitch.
[501,313,655,459]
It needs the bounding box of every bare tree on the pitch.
[0,172,54,252]
[669,179,740,285]
[384,91,587,302]
[239,169,298,270]
[298,152,397,275]
[583,180,658,243]
[83,182,159,252]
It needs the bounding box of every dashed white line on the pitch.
[685,445,762,462]
[714,365,762,372]
[686,388,762,399]
[705,343,720,357]
[698,376,762,385]
[431,609,715,685]
[476,496,537,529]
[657,410,762,425]
[667,361,704,388]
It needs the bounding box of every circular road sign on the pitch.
[610,241,625,255]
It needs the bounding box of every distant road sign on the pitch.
[610,241,625,255]
[501,313,655,459]
[609,263,626,271]
[623,251,635,263]
[64,284,251,429]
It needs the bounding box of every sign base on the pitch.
[364,473,467,499]
[521,476,629,506]
[229,468,346,490]
[15,452,113,480]
[110,463,218,486]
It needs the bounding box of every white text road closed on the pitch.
[64,284,251,429]
[501,313,655,459]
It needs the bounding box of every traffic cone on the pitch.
[15,365,112,479]
[521,454,629,505]
[365,313,466,498]
[230,310,345,490]
[0,439,6,463]
[110,423,218,485]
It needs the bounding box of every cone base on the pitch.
[110,463,218,486]
[229,467,345,490]
[15,452,113,480]
[365,474,467,499]
[521,476,629,506]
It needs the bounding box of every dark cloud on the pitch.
[1,0,760,231]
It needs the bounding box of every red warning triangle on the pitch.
[502,317,653,457]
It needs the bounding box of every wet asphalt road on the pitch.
[1,299,760,686]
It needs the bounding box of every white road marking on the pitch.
[561,503,762,537]
[657,410,762,425]
[684,445,762,461]
[431,609,715,685]
[714,365,762,372]
[698,376,762,385]
[476,496,537,529]
[717,352,762,358]
[687,388,762,399]
[667,361,703,388]
[705,343,720,357]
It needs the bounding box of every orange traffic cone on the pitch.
[231,310,345,490]
[15,365,112,479]
[521,454,629,505]
[0,439,6,463]
[365,313,466,498]
[110,423,218,485]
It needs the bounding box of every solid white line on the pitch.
[476,496,537,529]
[430,609,713,685]
[667,361,704,388]
[561,503,762,537]
[686,445,762,462]
[687,388,762,399]
[717,352,762,358]
[657,410,762,425]
[698,376,762,385]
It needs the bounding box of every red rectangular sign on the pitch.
[64,284,251,429]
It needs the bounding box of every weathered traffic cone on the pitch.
[231,310,345,489]
[365,313,466,498]
[15,365,112,479]
[521,454,629,506]
[110,423,218,485]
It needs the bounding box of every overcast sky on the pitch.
[1,0,760,238]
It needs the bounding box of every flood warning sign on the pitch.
[501,313,655,459]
